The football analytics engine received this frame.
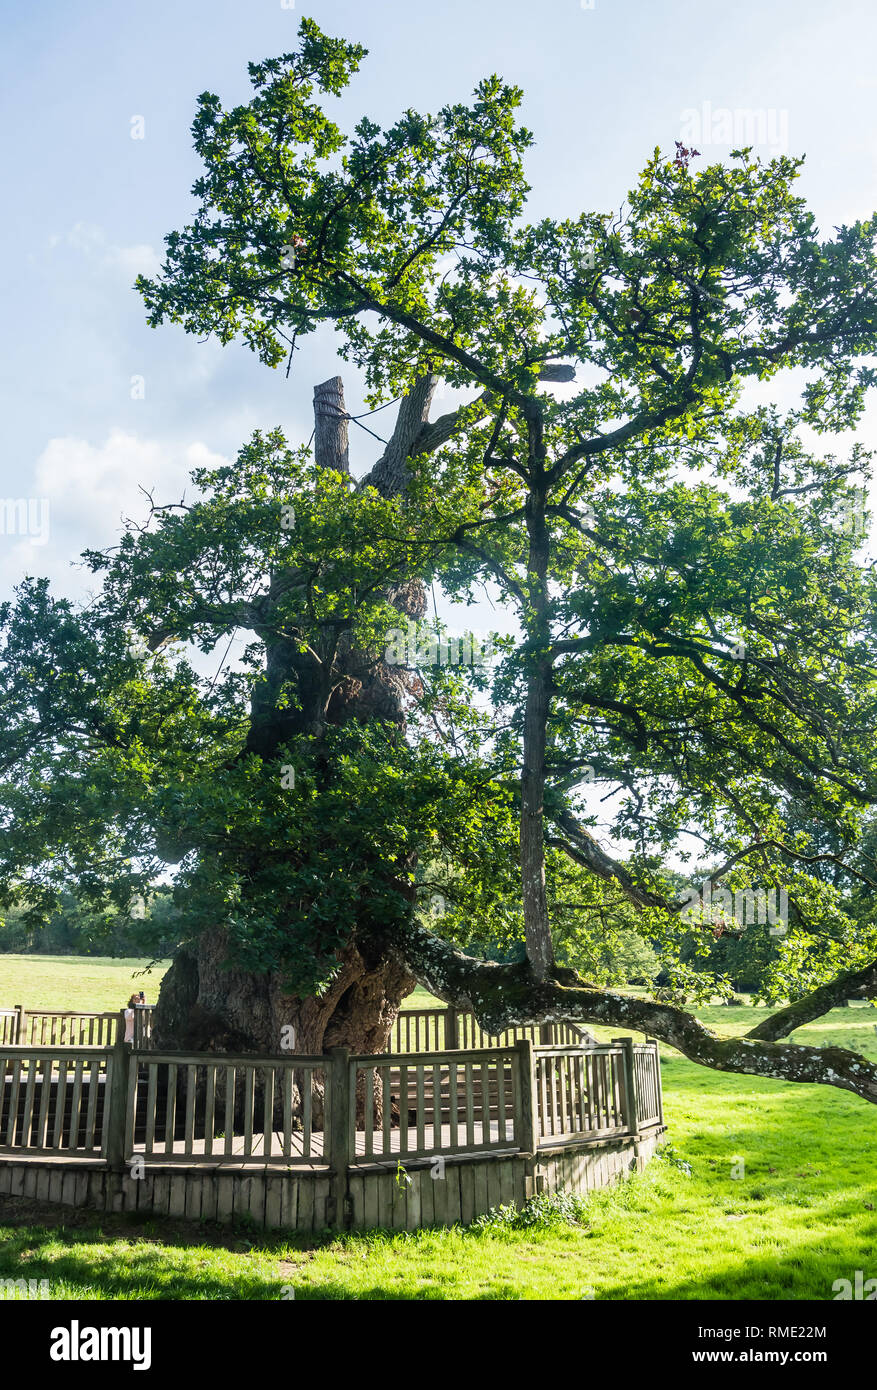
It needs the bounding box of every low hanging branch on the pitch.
[745,958,877,1042]
[548,805,877,1049]
[381,920,877,1105]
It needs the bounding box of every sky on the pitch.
[2,0,876,691]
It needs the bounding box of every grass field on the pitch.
[1,957,876,1299]
[0,955,168,1012]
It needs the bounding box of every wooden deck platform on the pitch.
[0,1021,664,1229]
[0,1117,526,1167]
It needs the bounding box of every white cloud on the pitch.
[0,431,230,602]
[106,242,162,279]
[65,221,161,280]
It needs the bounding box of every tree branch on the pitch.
[380,919,877,1104]
[746,957,877,1041]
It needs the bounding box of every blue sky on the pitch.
[2,0,876,609]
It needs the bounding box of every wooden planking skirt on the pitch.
[0,1158,332,1233]
[407,1152,522,1230]
[0,1128,664,1233]
[531,1126,665,1199]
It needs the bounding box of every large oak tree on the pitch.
[5,19,877,1102]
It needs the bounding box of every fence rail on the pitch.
[632,1042,662,1128]
[0,1006,124,1048]
[22,1011,118,1048]
[389,1008,446,1054]
[387,1007,596,1054]
[0,1000,597,1050]
[133,1008,154,1049]
[349,1047,520,1164]
[536,1046,626,1144]
[126,1053,327,1164]
[2,1002,593,1057]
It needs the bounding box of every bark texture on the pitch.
[152,928,413,1055]
[153,375,431,1055]
[377,917,877,1105]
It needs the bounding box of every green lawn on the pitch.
[0,955,168,1013]
[1,969,876,1299]
[0,957,423,1016]
[0,964,443,1018]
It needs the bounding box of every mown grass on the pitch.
[0,955,168,1013]
[0,962,442,1018]
[1,985,876,1299]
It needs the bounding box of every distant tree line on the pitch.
[0,889,181,958]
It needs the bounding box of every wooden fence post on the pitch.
[615,1036,640,1137]
[513,1038,536,1155]
[651,1040,664,1128]
[326,1047,351,1229]
[133,1006,151,1049]
[105,1010,130,1170]
[445,1007,458,1050]
[13,1004,23,1045]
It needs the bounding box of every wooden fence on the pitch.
[0,1006,122,1048]
[387,1007,596,1053]
[348,1047,522,1164]
[0,1047,110,1156]
[133,1008,153,1049]
[631,1041,662,1128]
[0,1004,663,1231]
[1,1003,590,1057]
[536,1045,627,1142]
[534,1039,664,1145]
[0,1033,662,1171]
[126,1053,328,1163]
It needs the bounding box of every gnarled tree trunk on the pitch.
[153,375,432,1056]
[151,928,414,1055]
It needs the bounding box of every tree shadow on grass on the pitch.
[0,1217,508,1301]
[597,1237,875,1302]
[1,1217,871,1302]
[0,1203,333,1300]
